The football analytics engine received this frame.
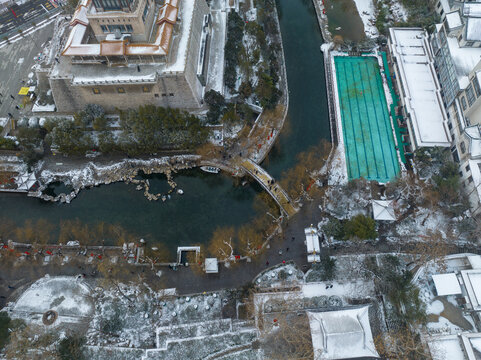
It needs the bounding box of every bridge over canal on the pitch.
[240,159,298,218]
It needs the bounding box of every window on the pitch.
[142,4,149,22]
[169,93,174,96]
[107,24,129,33]
[474,77,481,98]
[460,141,466,154]
[92,88,101,94]
[101,25,108,33]
[154,93,159,98]
[466,41,475,47]
[117,87,125,93]
[142,86,150,93]
[466,164,470,173]
[126,24,133,32]
[448,122,453,130]
[466,84,476,106]
[451,147,460,163]
[437,1,441,8]
[440,9,444,15]
[461,96,467,111]
[91,0,133,11]
[468,176,474,184]
[161,93,167,97]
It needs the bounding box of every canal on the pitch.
[0,0,330,254]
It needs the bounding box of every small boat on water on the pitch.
[200,166,220,174]
[177,189,184,195]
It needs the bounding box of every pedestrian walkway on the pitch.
[240,159,298,218]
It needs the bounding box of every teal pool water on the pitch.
[334,56,400,183]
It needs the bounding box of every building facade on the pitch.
[48,0,212,112]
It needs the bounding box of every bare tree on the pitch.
[207,226,236,262]
[5,324,60,360]
[374,327,430,360]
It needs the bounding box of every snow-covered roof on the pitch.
[429,335,465,360]
[71,71,156,85]
[463,3,481,18]
[445,36,481,90]
[372,200,396,221]
[466,18,481,41]
[468,255,481,270]
[204,258,218,273]
[307,306,379,360]
[446,11,463,29]
[63,0,182,58]
[304,227,320,254]
[461,269,481,310]
[389,28,450,148]
[461,333,481,360]
[432,273,462,296]
[15,172,37,191]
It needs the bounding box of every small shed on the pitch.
[205,258,219,274]
[432,273,462,296]
[305,226,320,263]
[372,200,396,221]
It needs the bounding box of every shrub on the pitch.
[343,214,377,240]
[322,218,344,239]
[58,336,86,360]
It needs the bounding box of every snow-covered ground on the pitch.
[205,0,226,93]
[353,0,379,38]
[6,275,94,327]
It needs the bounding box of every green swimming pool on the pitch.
[334,56,400,183]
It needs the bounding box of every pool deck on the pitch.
[330,53,401,184]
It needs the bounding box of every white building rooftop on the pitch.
[432,273,462,296]
[446,11,463,29]
[461,269,481,311]
[372,200,396,221]
[389,28,450,148]
[428,334,466,360]
[204,258,218,273]
[307,306,379,360]
[304,227,320,263]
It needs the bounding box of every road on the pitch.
[0,0,57,37]
[0,20,55,119]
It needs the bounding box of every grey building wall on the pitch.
[182,0,209,106]
[50,73,202,113]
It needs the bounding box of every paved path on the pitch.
[240,159,298,217]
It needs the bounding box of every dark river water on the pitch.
[0,0,330,253]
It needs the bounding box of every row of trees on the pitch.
[0,218,141,248]
[224,11,245,91]
[224,2,282,109]
[42,105,210,156]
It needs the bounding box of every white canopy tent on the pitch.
[372,200,396,221]
[305,227,320,263]
[204,258,218,274]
